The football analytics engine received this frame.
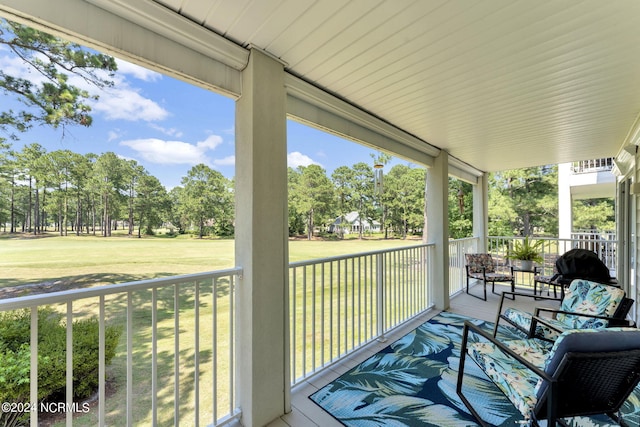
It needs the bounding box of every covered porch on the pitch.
[282,283,557,427]
[1,1,640,426]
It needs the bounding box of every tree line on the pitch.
[0,144,614,240]
[0,143,234,238]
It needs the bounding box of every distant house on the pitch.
[329,211,380,235]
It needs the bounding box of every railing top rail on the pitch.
[489,236,618,244]
[0,267,243,311]
[449,237,479,243]
[289,243,433,268]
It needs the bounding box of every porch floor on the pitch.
[269,282,560,427]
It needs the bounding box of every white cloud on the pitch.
[0,52,169,123]
[108,130,122,141]
[213,155,235,166]
[149,123,183,138]
[92,88,169,122]
[120,134,225,165]
[288,151,321,168]
[116,153,137,162]
[0,54,46,85]
[115,59,162,82]
[197,134,223,150]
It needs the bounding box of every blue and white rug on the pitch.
[310,311,640,426]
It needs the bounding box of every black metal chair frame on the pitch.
[458,321,640,427]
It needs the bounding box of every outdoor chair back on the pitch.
[494,279,629,341]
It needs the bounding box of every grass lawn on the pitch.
[0,232,417,289]
[0,232,419,425]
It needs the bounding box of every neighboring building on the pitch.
[329,211,380,235]
[558,158,616,239]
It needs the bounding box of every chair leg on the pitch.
[465,276,487,300]
[493,292,510,337]
[457,324,490,427]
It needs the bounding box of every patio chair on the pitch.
[493,279,633,342]
[458,324,640,427]
[533,257,562,298]
[465,253,514,301]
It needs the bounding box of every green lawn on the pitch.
[0,232,419,425]
[0,232,416,288]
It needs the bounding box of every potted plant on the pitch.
[507,236,544,271]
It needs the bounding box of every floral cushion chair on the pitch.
[465,253,514,301]
[458,323,640,426]
[494,279,629,341]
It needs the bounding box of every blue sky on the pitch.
[1,46,409,189]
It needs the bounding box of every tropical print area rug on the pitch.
[309,311,640,426]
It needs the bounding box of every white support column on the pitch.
[427,151,450,310]
[473,173,489,253]
[558,163,573,239]
[235,48,289,426]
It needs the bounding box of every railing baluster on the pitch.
[127,291,133,426]
[291,267,296,382]
[66,301,73,427]
[376,252,384,340]
[351,257,355,350]
[194,281,200,426]
[99,295,106,427]
[357,256,362,345]
[229,274,235,418]
[174,284,180,427]
[30,307,38,427]
[152,288,158,426]
[321,263,325,367]
[212,278,218,423]
[337,260,341,356]
[302,266,307,376]
[343,258,348,353]
[330,262,334,361]
[312,264,316,373]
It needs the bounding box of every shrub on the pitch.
[0,307,122,425]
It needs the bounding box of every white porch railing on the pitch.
[571,158,614,174]
[449,237,480,296]
[288,244,434,385]
[488,236,617,276]
[1,235,619,425]
[0,268,242,427]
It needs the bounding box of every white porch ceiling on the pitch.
[4,0,640,173]
[152,0,640,173]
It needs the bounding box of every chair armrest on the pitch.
[608,318,636,327]
[531,310,635,334]
[530,315,564,335]
[496,291,561,326]
[501,291,561,303]
[535,307,625,322]
[461,321,550,380]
